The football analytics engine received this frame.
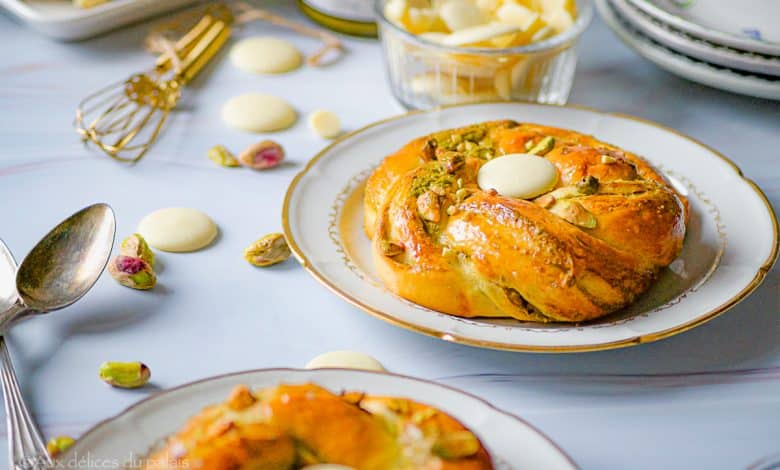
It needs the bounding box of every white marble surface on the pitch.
[0,1,778,469]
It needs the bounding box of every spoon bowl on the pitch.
[15,203,115,312]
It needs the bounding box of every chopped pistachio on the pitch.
[417,191,441,222]
[527,136,555,156]
[446,205,457,216]
[412,408,438,424]
[549,200,598,228]
[601,154,617,164]
[456,178,463,188]
[524,139,534,151]
[455,188,471,202]
[433,430,480,459]
[119,233,155,267]
[244,233,291,267]
[534,193,556,209]
[99,361,151,389]
[505,288,526,308]
[207,145,240,168]
[380,240,405,257]
[47,436,75,458]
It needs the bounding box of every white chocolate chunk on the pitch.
[305,351,385,372]
[384,0,408,25]
[221,94,297,133]
[138,208,218,253]
[496,2,539,29]
[477,153,558,199]
[542,8,574,33]
[406,7,439,33]
[439,0,486,31]
[308,110,341,139]
[442,22,523,46]
[230,36,302,74]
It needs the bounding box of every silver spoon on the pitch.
[0,204,115,469]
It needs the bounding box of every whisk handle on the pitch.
[176,12,232,85]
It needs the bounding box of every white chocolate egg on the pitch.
[221,94,297,133]
[137,208,218,253]
[229,36,302,74]
[308,110,341,139]
[477,153,558,199]
[305,351,385,372]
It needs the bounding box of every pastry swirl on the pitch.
[364,120,687,322]
[142,383,493,469]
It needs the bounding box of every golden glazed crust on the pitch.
[364,120,687,322]
[143,383,493,470]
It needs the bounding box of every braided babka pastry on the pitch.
[143,383,493,469]
[364,120,687,322]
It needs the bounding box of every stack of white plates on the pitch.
[595,0,780,100]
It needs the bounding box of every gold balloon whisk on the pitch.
[74,1,344,163]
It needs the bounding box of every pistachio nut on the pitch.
[99,361,151,388]
[207,145,240,168]
[108,255,156,290]
[119,233,155,267]
[433,430,481,459]
[239,140,285,170]
[549,200,598,229]
[416,190,441,222]
[47,436,76,458]
[600,154,617,164]
[575,175,600,195]
[412,408,437,424]
[244,233,291,267]
[380,240,405,257]
[527,136,555,156]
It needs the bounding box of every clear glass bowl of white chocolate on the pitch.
[376,0,593,108]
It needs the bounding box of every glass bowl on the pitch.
[375,0,593,109]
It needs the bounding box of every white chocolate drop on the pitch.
[137,208,218,253]
[305,351,385,372]
[230,37,302,74]
[477,153,558,199]
[308,110,341,139]
[221,94,297,133]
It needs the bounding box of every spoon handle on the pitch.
[0,337,52,469]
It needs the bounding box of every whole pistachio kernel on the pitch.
[575,175,600,195]
[244,233,291,267]
[239,140,285,170]
[433,430,481,459]
[47,436,76,458]
[207,145,240,168]
[527,136,555,156]
[119,233,155,267]
[99,361,151,389]
[108,255,156,290]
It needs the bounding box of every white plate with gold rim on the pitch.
[59,368,576,469]
[283,102,778,353]
[0,0,203,41]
